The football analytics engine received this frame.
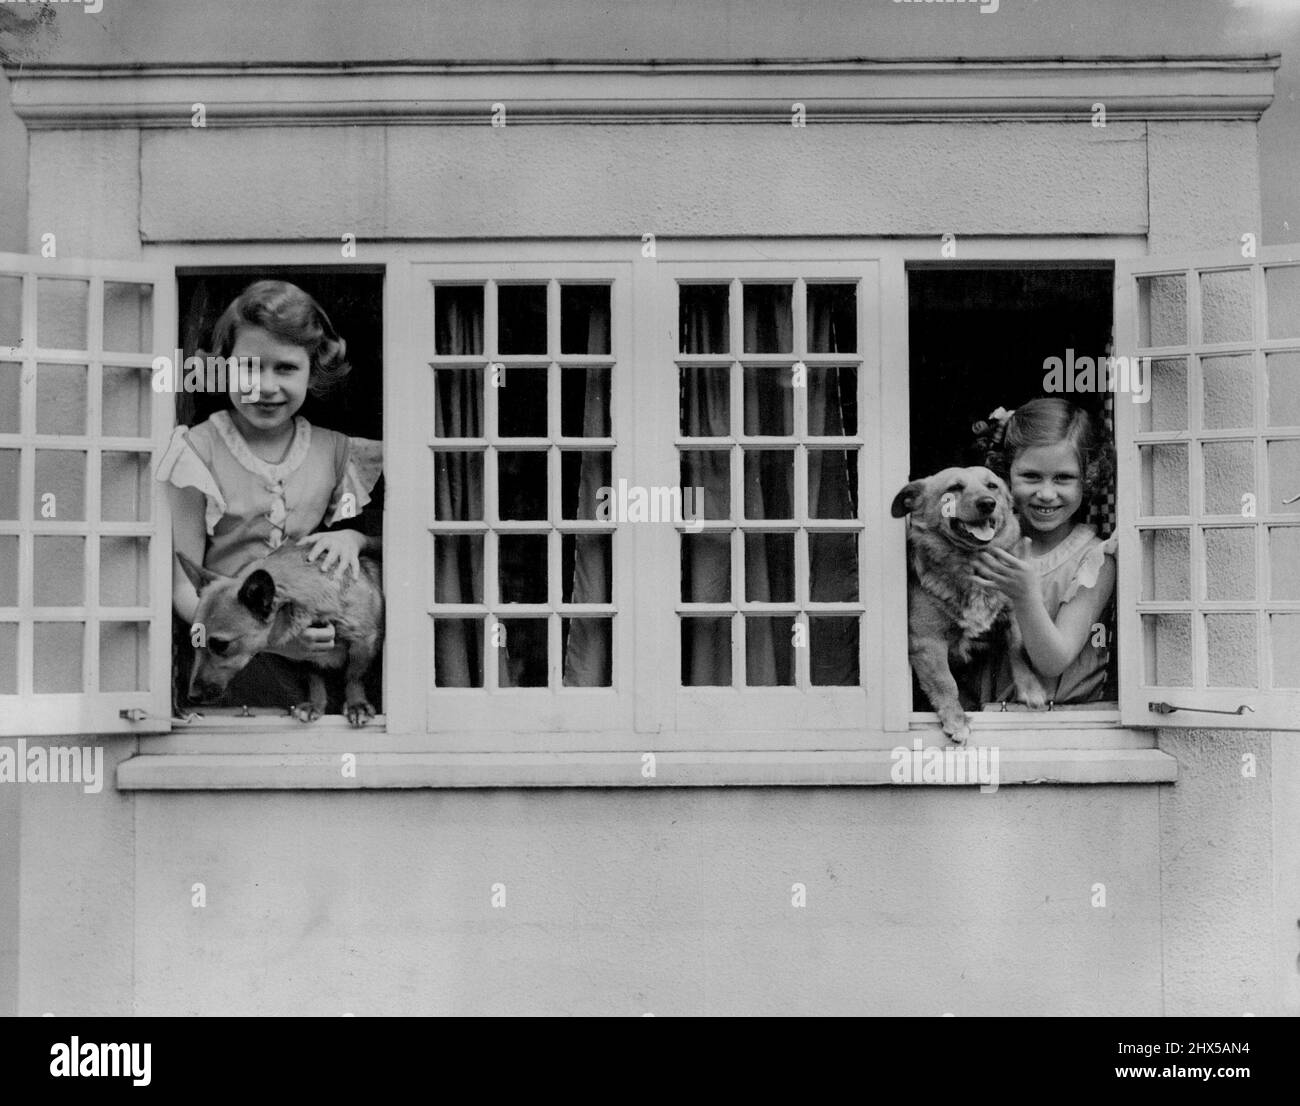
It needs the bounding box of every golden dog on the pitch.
[178,544,383,726]
[891,467,1046,743]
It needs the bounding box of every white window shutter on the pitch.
[1115,246,1300,729]
[0,253,175,736]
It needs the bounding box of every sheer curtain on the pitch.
[679,288,858,686]
[434,291,609,688]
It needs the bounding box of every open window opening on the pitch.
[171,267,385,723]
[906,264,1118,714]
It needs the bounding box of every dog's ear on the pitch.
[177,552,225,595]
[237,569,277,621]
[890,480,925,518]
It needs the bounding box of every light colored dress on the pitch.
[155,409,383,576]
[986,522,1118,705]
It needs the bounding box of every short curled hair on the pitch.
[973,397,1114,518]
[209,280,351,398]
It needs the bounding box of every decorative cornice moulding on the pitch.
[4,55,1279,130]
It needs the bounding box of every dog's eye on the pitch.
[208,638,231,657]
[986,482,999,491]
[946,484,962,494]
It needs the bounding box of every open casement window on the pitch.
[1115,246,1300,730]
[0,253,175,736]
[641,262,880,737]
[413,262,635,736]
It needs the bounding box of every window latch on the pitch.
[1148,701,1253,716]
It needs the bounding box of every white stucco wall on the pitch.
[4,80,1296,1018]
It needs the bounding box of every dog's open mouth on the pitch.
[950,517,998,545]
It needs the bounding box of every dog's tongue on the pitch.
[967,521,996,542]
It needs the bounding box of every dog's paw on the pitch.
[1018,682,1048,711]
[939,713,971,745]
[288,701,322,724]
[345,699,375,728]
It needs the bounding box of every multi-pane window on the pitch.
[676,278,864,689]
[429,278,617,693]
[0,258,172,735]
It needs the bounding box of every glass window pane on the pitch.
[746,616,795,686]
[103,282,153,354]
[1265,265,1300,340]
[810,616,859,686]
[1269,527,1300,601]
[679,284,729,354]
[0,535,16,605]
[561,533,611,605]
[0,449,18,519]
[561,367,610,438]
[808,366,857,436]
[36,278,88,350]
[0,275,22,347]
[102,366,151,437]
[498,534,548,604]
[433,367,482,438]
[101,451,150,522]
[0,362,19,433]
[1202,441,1254,516]
[680,450,730,518]
[681,617,731,686]
[742,284,793,353]
[1139,444,1188,517]
[433,451,484,521]
[561,450,610,520]
[33,535,84,606]
[1137,357,1187,433]
[1269,440,1300,515]
[1201,355,1253,430]
[100,536,149,607]
[498,450,547,521]
[743,450,793,519]
[1142,613,1192,687]
[433,535,483,604]
[497,369,547,437]
[810,532,859,602]
[744,532,795,602]
[0,622,15,694]
[808,449,858,519]
[1141,528,1190,601]
[35,449,86,520]
[680,365,730,437]
[806,284,857,353]
[36,363,87,435]
[1205,613,1257,687]
[1200,269,1253,345]
[1138,274,1186,348]
[497,285,547,355]
[434,618,482,687]
[561,617,611,687]
[100,621,149,692]
[1270,614,1300,688]
[681,532,730,603]
[34,621,83,692]
[1266,351,1300,428]
[435,285,484,356]
[743,367,792,436]
[560,285,610,355]
[497,617,547,687]
[1204,528,1255,601]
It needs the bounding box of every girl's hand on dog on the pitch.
[298,530,366,581]
[281,621,336,658]
[970,538,1041,606]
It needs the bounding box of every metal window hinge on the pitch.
[1148,701,1254,716]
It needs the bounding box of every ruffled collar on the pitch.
[210,409,312,483]
[1031,523,1097,574]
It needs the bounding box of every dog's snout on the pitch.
[975,496,997,516]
